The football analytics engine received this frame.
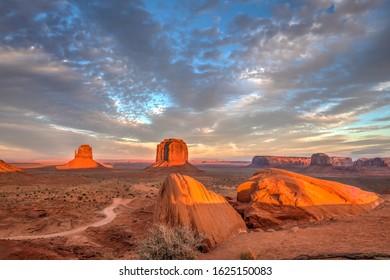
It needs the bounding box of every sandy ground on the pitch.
[0,163,389,259]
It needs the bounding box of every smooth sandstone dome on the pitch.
[236,168,382,229]
[155,173,247,249]
[56,144,108,170]
[0,160,23,172]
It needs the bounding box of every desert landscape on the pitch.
[1,0,390,265]
[1,140,389,260]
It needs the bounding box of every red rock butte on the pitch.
[147,138,199,172]
[154,173,247,249]
[235,168,382,230]
[56,144,108,170]
[0,160,23,172]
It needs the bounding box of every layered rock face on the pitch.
[56,144,107,169]
[0,160,23,172]
[155,173,247,249]
[74,144,93,159]
[353,157,388,168]
[310,153,331,166]
[249,156,310,168]
[330,157,353,167]
[153,138,188,167]
[235,168,381,230]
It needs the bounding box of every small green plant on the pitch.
[239,251,257,260]
[138,224,204,260]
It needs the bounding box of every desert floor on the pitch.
[0,162,389,260]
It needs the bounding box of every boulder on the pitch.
[310,153,331,166]
[154,173,247,249]
[249,156,310,168]
[353,157,388,168]
[0,160,23,172]
[236,168,382,230]
[56,144,108,170]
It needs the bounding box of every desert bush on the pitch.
[138,224,204,260]
[239,251,257,260]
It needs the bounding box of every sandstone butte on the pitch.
[147,138,199,172]
[0,160,23,172]
[56,144,109,170]
[236,168,382,230]
[154,173,247,250]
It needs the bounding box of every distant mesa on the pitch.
[249,156,311,168]
[310,153,331,166]
[56,144,109,170]
[0,160,23,173]
[235,168,382,230]
[146,138,200,172]
[154,173,247,250]
[248,154,354,168]
[353,157,388,168]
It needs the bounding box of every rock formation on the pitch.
[147,138,199,172]
[235,168,382,230]
[330,157,353,167]
[0,160,23,172]
[154,173,247,249]
[310,153,331,166]
[249,156,311,168]
[56,144,108,170]
[353,157,388,168]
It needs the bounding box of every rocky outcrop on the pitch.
[353,157,388,168]
[153,138,188,167]
[235,168,382,230]
[147,138,199,172]
[330,157,353,167]
[310,153,331,166]
[154,173,247,249]
[56,144,108,170]
[249,156,311,168]
[0,160,23,172]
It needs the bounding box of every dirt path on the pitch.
[0,198,133,240]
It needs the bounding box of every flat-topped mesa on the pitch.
[353,157,388,168]
[310,153,331,166]
[56,144,108,170]
[249,156,311,168]
[74,144,93,159]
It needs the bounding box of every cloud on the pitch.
[0,0,389,159]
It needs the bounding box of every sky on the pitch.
[0,0,390,161]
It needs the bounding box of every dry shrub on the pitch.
[138,224,204,260]
[239,251,257,260]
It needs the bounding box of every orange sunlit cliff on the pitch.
[0,160,23,172]
[155,173,247,249]
[146,138,199,172]
[236,168,382,229]
[56,144,109,170]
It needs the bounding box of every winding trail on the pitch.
[1,198,134,240]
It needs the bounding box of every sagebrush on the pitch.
[138,224,204,260]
